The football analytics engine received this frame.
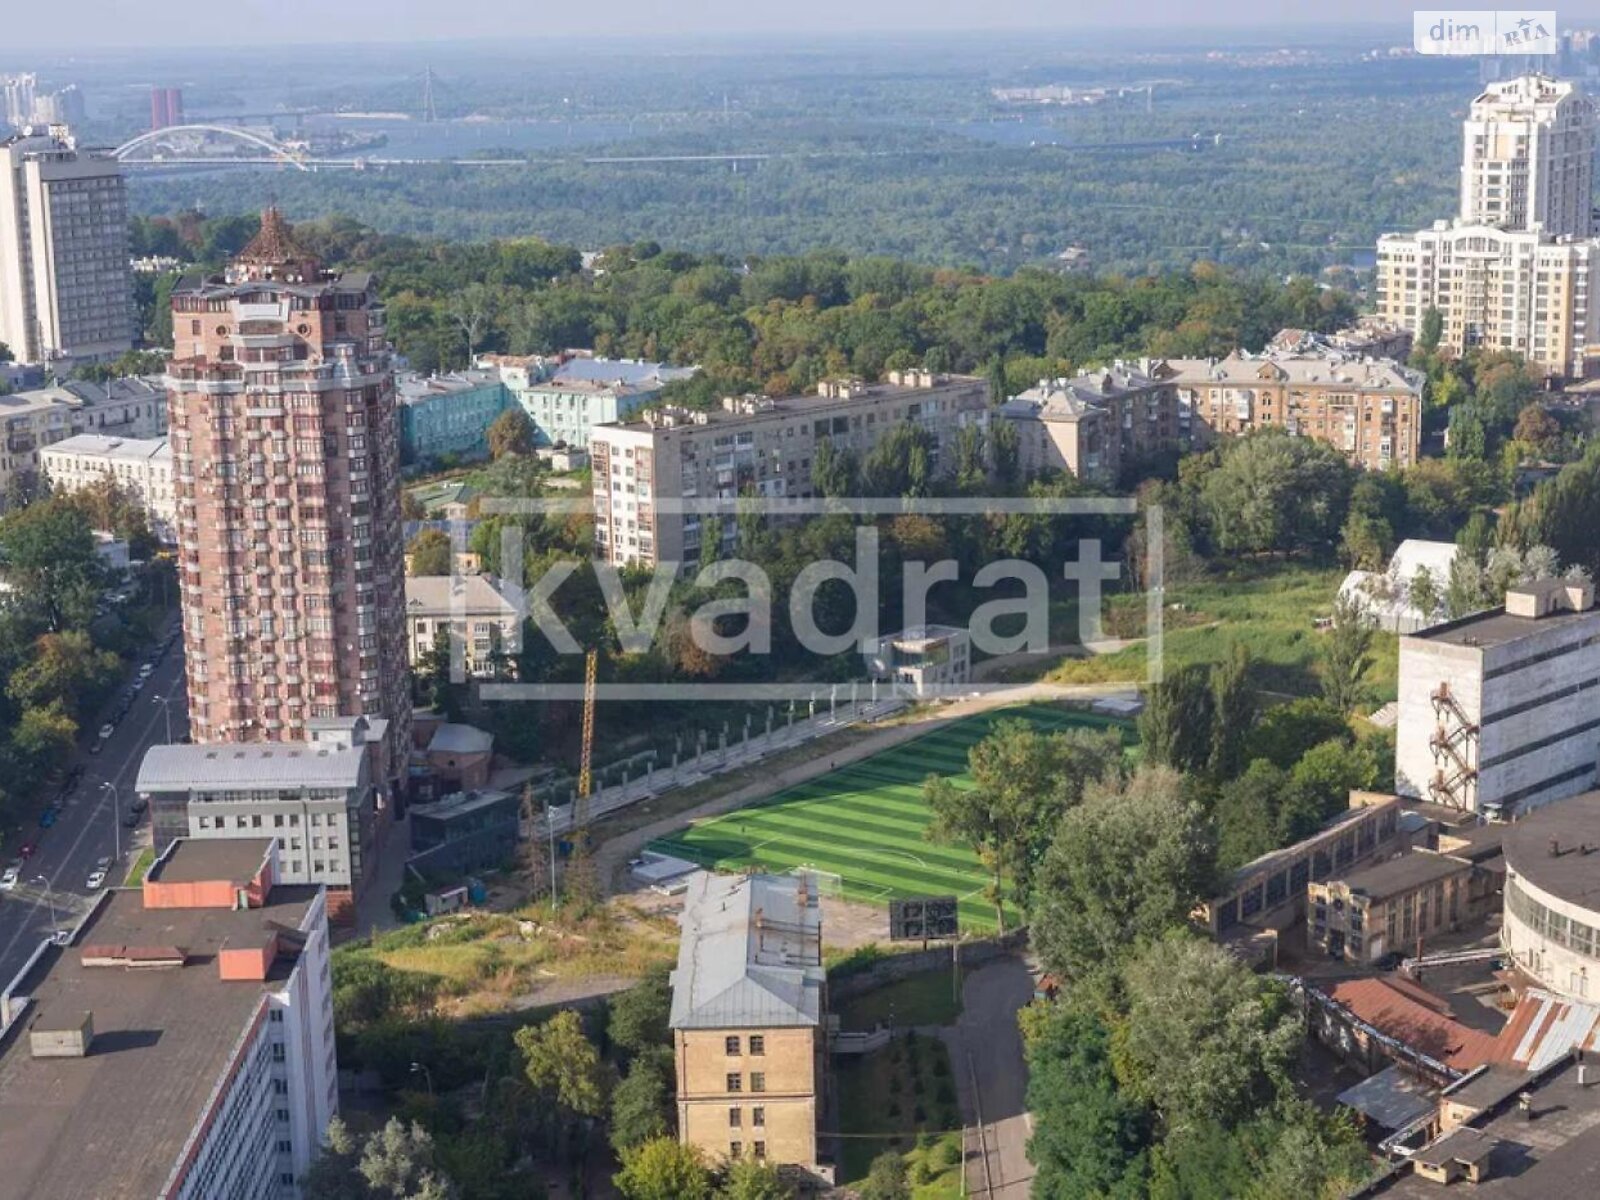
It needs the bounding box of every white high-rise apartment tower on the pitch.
[1376,75,1600,380]
[0,128,133,364]
[1460,75,1595,236]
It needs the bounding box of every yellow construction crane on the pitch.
[574,648,598,831]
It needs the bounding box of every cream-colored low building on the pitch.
[403,575,521,678]
[670,871,830,1184]
[40,433,174,541]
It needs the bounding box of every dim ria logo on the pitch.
[1414,10,1559,55]
[432,496,1165,702]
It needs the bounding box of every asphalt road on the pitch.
[954,956,1037,1198]
[0,615,188,989]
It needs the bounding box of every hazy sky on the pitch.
[4,1,1490,49]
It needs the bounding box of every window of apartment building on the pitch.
[749,1035,765,1055]
[725,1035,741,1055]
[726,1073,741,1092]
[752,1107,765,1127]
[729,1142,742,1160]
[750,1072,766,1093]
[728,1107,742,1128]
[753,1142,767,1161]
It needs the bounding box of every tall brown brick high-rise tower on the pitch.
[166,209,410,788]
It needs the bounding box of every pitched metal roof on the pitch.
[135,741,367,793]
[669,872,824,1030]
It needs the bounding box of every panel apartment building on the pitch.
[1396,578,1600,819]
[590,370,988,567]
[165,210,410,780]
[670,871,830,1184]
[1155,350,1425,470]
[1376,75,1600,379]
[0,128,132,364]
[0,839,336,1200]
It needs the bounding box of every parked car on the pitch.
[128,797,148,815]
[86,869,107,891]
[38,807,58,829]
[122,811,141,829]
[18,841,36,859]
[0,865,19,890]
[98,723,115,741]
[130,677,145,694]
[138,662,154,679]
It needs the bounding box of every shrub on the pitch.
[938,1139,963,1167]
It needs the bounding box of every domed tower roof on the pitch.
[230,206,321,283]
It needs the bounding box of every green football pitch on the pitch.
[647,704,1137,933]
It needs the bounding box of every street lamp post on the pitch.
[32,876,56,926]
[101,782,120,861]
[153,695,174,744]
[410,1061,434,1099]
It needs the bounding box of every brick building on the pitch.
[166,210,410,786]
[670,872,831,1184]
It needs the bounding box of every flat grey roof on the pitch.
[1405,601,1599,650]
[135,741,367,794]
[669,872,824,1030]
[1503,791,1600,910]
[405,575,518,619]
[1374,1058,1600,1198]
[0,884,318,1200]
[1338,851,1473,901]
[147,838,274,885]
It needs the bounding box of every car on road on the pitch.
[96,856,112,870]
[128,798,148,815]
[86,869,107,891]
[38,807,58,829]
[0,865,19,890]
[122,810,142,828]
[138,662,154,679]
[18,841,36,859]
[49,930,71,946]
[98,722,115,741]
[130,677,145,693]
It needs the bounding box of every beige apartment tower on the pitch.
[166,210,410,782]
[1460,75,1595,237]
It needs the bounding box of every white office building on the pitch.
[0,128,132,364]
[0,839,337,1200]
[1396,579,1600,819]
[40,433,175,541]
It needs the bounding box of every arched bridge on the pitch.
[113,125,310,171]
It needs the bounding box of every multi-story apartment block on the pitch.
[1,75,37,129]
[40,433,175,541]
[396,368,515,465]
[1377,75,1600,379]
[404,574,521,677]
[0,838,336,1200]
[0,128,132,364]
[590,370,988,567]
[1375,223,1600,380]
[1460,75,1595,237]
[490,353,697,450]
[134,717,384,918]
[1396,578,1600,819]
[670,872,830,1184]
[166,210,410,776]
[1156,350,1425,470]
[0,375,165,506]
[999,361,1183,483]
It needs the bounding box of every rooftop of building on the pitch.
[1404,592,1600,650]
[410,788,514,821]
[609,371,983,433]
[147,837,275,885]
[884,624,967,648]
[396,369,506,403]
[1502,791,1600,911]
[0,855,319,1200]
[549,356,698,388]
[1331,850,1475,902]
[1369,1057,1600,1198]
[669,872,825,1031]
[404,574,519,618]
[39,433,169,463]
[135,739,368,794]
[1319,976,1499,1072]
[426,723,495,757]
[1154,348,1423,393]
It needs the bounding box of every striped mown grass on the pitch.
[648,705,1136,932]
